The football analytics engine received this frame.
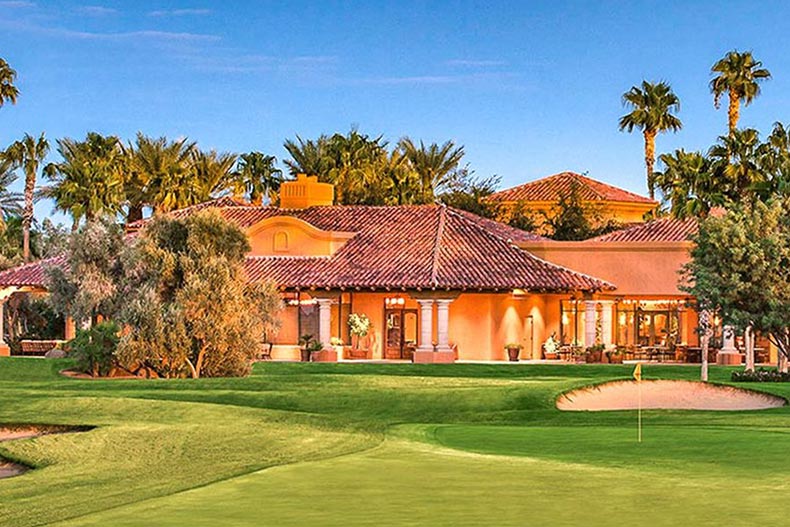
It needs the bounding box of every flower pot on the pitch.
[300,349,311,362]
[609,354,623,364]
[506,347,521,362]
[544,352,559,360]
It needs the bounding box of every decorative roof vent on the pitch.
[279,174,334,209]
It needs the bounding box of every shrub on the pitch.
[68,321,120,377]
[731,368,790,382]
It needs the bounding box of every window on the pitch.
[273,231,289,252]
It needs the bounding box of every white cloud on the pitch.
[148,8,211,17]
[76,5,118,16]
[0,1,36,7]
[446,59,507,67]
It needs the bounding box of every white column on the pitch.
[416,299,434,352]
[721,325,737,353]
[316,299,333,349]
[584,301,596,347]
[600,302,613,347]
[435,299,453,352]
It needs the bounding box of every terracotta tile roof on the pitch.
[485,171,657,205]
[2,202,614,292]
[0,255,66,288]
[587,217,698,242]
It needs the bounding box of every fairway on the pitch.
[2,359,790,526]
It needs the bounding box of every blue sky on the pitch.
[2,0,790,222]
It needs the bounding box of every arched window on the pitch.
[273,231,289,252]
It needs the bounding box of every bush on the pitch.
[68,321,120,377]
[731,368,790,382]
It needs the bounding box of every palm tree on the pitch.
[709,128,765,202]
[190,149,238,203]
[398,138,464,203]
[619,81,683,200]
[233,152,283,205]
[128,134,196,215]
[710,50,771,136]
[5,133,49,260]
[653,149,718,219]
[41,133,126,230]
[283,135,331,177]
[0,58,19,108]
[0,157,22,229]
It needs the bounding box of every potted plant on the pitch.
[505,343,523,362]
[605,348,624,364]
[573,347,586,363]
[306,339,324,361]
[543,333,560,360]
[330,337,345,357]
[348,313,371,355]
[585,344,605,363]
[299,334,314,362]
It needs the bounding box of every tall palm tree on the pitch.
[398,138,464,203]
[5,132,49,260]
[710,50,771,136]
[619,81,683,200]
[41,133,126,231]
[233,152,283,205]
[0,58,19,108]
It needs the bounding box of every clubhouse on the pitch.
[0,172,759,364]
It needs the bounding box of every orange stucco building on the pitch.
[0,173,748,364]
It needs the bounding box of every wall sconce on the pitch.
[385,296,406,307]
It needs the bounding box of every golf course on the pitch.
[2,359,790,526]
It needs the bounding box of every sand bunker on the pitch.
[557,380,786,411]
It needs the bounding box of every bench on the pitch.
[19,340,64,356]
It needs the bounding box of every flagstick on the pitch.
[637,378,642,443]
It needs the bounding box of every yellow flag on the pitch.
[633,363,642,382]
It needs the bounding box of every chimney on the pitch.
[279,174,334,209]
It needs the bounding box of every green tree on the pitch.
[283,134,332,177]
[438,170,502,220]
[708,128,764,199]
[0,58,19,108]
[710,50,771,136]
[398,138,465,203]
[233,152,283,205]
[46,219,126,325]
[619,81,683,200]
[5,132,49,260]
[542,182,618,240]
[41,133,126,231]
[117,210,283,378]
[682,199,790,371]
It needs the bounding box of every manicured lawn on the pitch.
[0,358,788,526]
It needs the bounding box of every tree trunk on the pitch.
[700,309,710,382]
[126,204,144,225]
[643,130,657,200]
[745,326,755,372]
[728,89,740,136]
[23,169,35,262]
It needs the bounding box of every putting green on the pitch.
[55,433,786,527]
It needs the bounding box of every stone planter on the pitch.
[310,349,338,362]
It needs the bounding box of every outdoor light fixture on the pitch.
[385,296,405,307]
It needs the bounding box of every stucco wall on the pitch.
[523,241,692,297]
